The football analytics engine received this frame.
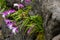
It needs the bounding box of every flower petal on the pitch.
[27,27,32,34]
[4,19,12,24]
[2,9,15,17]
[2,14,5,18]
[7,23,13,29]
[12,27,18,34]
[8,9,16,14]
[14,3,19,7]
[18,4,24,8]
[25,0,31,3]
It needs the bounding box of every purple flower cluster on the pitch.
[2,9,18,34]
[4,19,18,34]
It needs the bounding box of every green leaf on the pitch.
[19,18,30,31]
[0,8,5,13]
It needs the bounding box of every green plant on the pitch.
[0,0,44,40]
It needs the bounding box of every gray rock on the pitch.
[52,34,60,40]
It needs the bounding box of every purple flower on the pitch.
[18,4,24,8]
[25,0,31,3]
[4,19,18,34]
[14,3,24,9]
[4,19,13,29]
[5,19,18,34]
[25,0,31,2]
[2,11,8,18]
[8,9,16,14]
[2,9,15,18]
[27,27,32,34]
[12,27,18,34]
[4,19,12,24]
[15,28,18,32]
[7,23,13,29]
